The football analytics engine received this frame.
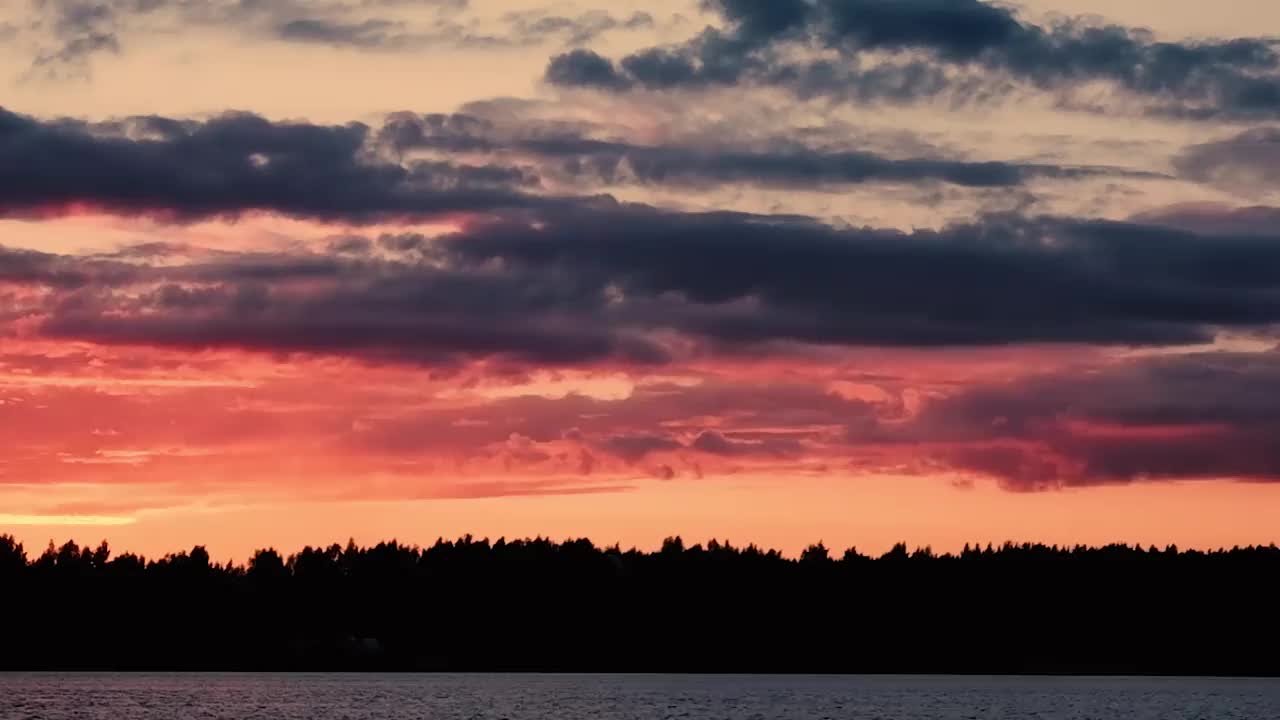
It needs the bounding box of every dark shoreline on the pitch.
[5,535,1279,677]
[7,666,1280,671]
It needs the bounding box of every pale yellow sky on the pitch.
[1018,0,1280,37]
[2,0,1277,122]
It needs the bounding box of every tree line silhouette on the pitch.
[2,533,1278,674]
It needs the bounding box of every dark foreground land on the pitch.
[2,534,1278,675]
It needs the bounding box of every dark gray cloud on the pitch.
[604,433,684,461]
[2,236,675,366]
[0,107,557,222]
[690,429,803,458]
[504,9,654,47]
[29,31,120,75]
[894,350,1280,489]
[378,111,1154,190]
[19,0,655,69]
[270,7,657,51]
[25,0,173,75]
[28,274,671,368]
[1174,127,1280,192]
[274,18,414,49]
[7,207,1280,366]
[0,245,138,289]
[266,7,659,51]
[0,106,1153,223]
[21,0,470,72]
[23,0,132,77]
[438,207,1280,348]
[546,48,634,90]
[1131,203,1280,236]
[547,0,1280,118]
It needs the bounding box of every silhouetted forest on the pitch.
[2,534,1279,675]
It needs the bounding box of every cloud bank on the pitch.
[547,0,1280,118]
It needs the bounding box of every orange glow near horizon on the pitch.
[3,333,1280,562]
[7,475,1280,563]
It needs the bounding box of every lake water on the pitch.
[2,674,1278,719]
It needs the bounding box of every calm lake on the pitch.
[2,673,1278,719]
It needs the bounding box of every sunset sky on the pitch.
[4,0,1280,561]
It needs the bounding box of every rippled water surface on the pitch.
[3,673,1278,719]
